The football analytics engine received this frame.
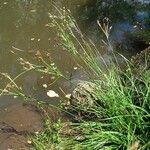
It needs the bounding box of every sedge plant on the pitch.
[41,5,150,150]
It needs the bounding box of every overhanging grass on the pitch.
[31,6,150,150]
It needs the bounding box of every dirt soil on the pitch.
[0,103,44,150]
[0,132,31,150]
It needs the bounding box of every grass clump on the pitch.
[47,5,150,150]
[48,67,149,150]
[31,6,150,150]
[32,69,150,149]
[32,119,62,150]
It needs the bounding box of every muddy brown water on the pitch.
[0,0,99,109]
[0,1,97,149]
[0,1,149,149]
[0,0,149,105]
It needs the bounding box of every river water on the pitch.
[0,0,149,108]
[0,0,80,107]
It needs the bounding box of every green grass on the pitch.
[31,68,150,149]
[31,6,150,150]
[31,119,62,150]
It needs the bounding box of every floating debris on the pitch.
[27,140,32,144]
[73,67,78,70]
[51,63,55,66]
[35,131,39,135]
[30,9,36,13]
[47,90,59,98]
[3,2,8,5]
[65,94,71,99]
[31,38,35,41]
[42,84,48,88]
[13,96,18,99]
[51,76,56,80]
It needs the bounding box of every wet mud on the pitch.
[0,103,44,150]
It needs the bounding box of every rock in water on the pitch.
[131,46,150,74]
[70,81,97,110]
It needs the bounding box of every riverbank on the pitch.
[32,47,150,150]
